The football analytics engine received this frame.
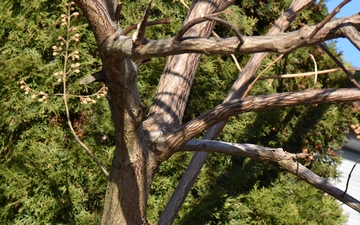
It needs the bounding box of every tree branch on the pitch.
[280,0,351,54]
[178,139,360,212]
[340,25,360,50]
[158,88,360,158]
[103,14,360,60]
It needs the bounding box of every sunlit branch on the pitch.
[178,139,360,212]
[160,88,360,158]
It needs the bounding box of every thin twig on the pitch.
[318,43,360,89]
[280,0,350,54]
[342,157,360,197]
[132,0,152,45]
[309,54,318,88]
[121,19,172,36]
[63,4,109,178]
[258,68,360,80]
[242,54,284,97]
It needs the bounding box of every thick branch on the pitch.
[179,140,360,212]
[103,14,360,60]
[159,88,360,158]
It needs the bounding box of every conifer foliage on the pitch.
[0,0,359,224]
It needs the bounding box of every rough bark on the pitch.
[100,55,151,224]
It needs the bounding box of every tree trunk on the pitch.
[100,55,153,224]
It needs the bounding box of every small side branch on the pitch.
[80,70,107,85]
[114,2,123,24]
[318,43,360,89]
[280,0,350,54]
[178,139,360,212]
[132,0,152,45]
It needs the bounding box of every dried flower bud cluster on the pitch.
[19,80,49,103]
[96,87,108,99]
[69,50,80,62]
[350,124,360,139]
[19,80,31,94]
[60,14,68,27]
[79,87,108,105]
[72,33,80,42]
[52,45,63,56]
[80,97,97,104]
[54,71,65,82]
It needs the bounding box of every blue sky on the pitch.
[326,0,360,68]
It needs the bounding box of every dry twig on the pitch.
[132,0,152,45]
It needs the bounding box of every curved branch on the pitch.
[173,16,244,44]
[158,88,360,159]
[178,139,360,212]
[103,14,360,60]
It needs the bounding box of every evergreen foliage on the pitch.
[0,0,354,224]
